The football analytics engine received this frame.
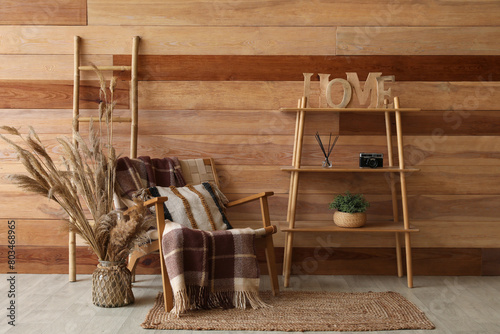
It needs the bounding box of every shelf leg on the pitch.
[405,232,414,288]
[283,233,294,288]
[395,232,403,278]
[284,99,306,288]
[284,170,299,287]
[286,100,302,222]
[394,97,413,288]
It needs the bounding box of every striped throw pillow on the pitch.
[149,182,232,231]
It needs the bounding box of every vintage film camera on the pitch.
[359,153,383,168]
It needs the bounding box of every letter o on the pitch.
[326,78,352,108]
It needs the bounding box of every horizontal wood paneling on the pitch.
[0,26,336,55]
[4,164,496,204]
[114,55,500,82]
[2,187,499,224]
[0,0,87,25]
[221,193,500,223]
[412,248,483,276]
[113,109,500,137]
[0,109,133,134]
[128,134,500,167]
[482,249,500,275]
[288,194,500,222]
[136,109,298,136]
[406,166,500,195]
[212,165,500,196]
[0,80,130,109]
[4,80,500,115]
[0,55,113,81]
[403,136,500,167]
[0,246,98,274]
[288,248,482,276]
[139,81,500,111]
[3,26,499,56]
[5,133,498,168]
[415,221,500,249]
[2,0,499,275]
[0,218,500,248]
[220,192,500,224]
[0,219,68,246]
[3,245,488,276]
[0,186,72,219]
[337,27,500,55]
[88,1,500,27]
[273,220,500,249]
[341,110,500,136]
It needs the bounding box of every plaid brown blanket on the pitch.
[162,222,268,316]
[115,157,148,200]
[138,156,185,187]
[115,156,186,209]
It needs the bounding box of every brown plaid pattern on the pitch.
[115,156,186,210]
[138,156,186,187]
[115,156,148,200]
[162,222,266,315]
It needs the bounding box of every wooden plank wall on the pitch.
[1,0,500,277]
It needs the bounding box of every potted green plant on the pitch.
[329,191,370,228]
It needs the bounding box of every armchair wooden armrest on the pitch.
[226,192,275,231]
[226,191,274,208]
[144,196,168,208]
[123,196,168,215]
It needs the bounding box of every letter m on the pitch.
[346,72,381,108]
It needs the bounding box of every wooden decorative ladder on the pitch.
[69,35,140,282]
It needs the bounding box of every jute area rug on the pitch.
[142,291,435,331]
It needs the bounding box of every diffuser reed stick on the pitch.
[315,132,339,168]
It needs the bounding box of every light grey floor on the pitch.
[1,274,499,334]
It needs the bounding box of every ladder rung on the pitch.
[79,65,132,72]
[78,117,132,123]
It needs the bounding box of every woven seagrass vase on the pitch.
[333,211,366,228]
[92,260,134,308]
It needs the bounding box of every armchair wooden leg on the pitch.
[162,268,174,312]
[127,252,140,283]
[259,195,280,295]
[265,236,280,296]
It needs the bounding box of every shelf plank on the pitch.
[282,221,419,233]
[280,107,421,113]
[281,166,420,172]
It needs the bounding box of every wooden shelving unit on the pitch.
[281,96,420,288]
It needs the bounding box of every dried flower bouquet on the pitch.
[0,71,153,262]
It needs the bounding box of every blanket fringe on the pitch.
[172,289,191,317]
[170,286,270,318]
[234,290,271,310]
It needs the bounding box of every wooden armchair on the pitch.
[126,158,279,312]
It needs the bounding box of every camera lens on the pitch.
[368,157,378,168]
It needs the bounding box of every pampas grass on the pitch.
[0,69,152,262]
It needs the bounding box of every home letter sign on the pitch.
[302,72,395,108]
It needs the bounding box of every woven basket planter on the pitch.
[333,211,366,228]
[92,260,134,308]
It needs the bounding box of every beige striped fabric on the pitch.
[152,183,229,231]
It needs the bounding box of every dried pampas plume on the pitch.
[0,69,151,262]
